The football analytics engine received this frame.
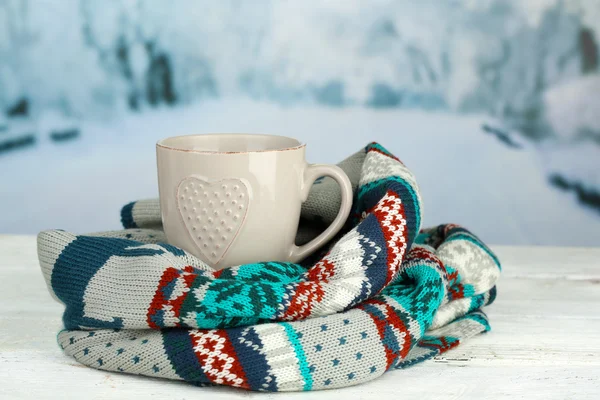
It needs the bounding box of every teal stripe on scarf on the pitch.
[282,322,313,391]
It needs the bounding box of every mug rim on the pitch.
[157,133,305,154]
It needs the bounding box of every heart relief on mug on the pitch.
[157,134,352,270]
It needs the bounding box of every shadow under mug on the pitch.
[156,134,352,270]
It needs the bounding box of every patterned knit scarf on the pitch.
[38,143,500,392]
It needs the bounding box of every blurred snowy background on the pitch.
[0,0,599,246]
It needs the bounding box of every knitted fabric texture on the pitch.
[38,143,501,392]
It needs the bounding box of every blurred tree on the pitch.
[579,28,598,73]
[0,0,35,116]
[145,41,176,106]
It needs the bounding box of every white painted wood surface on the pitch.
[1,235,599,399]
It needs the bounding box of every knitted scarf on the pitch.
[38,142,500,392]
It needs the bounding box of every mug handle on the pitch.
[289,164,353,263]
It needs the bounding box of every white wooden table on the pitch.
[1,235,599,399]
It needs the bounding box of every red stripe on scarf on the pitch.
[189,330,250,389]
[147,266,198,329]
[370,191,409,285]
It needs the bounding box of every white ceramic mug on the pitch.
[156,134,352,269]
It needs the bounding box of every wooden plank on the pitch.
[1,351,599,399]
[493,245,600,279]
[493,277,600,318]
[0,235,38,266]
[436,314,600,366]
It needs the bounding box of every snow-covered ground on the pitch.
[1,99,599,246]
